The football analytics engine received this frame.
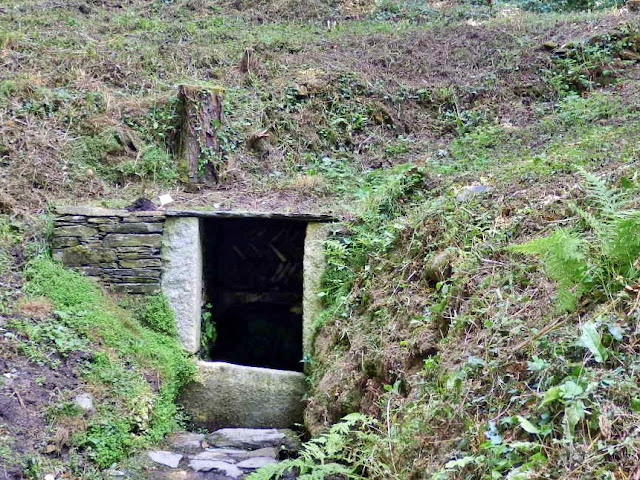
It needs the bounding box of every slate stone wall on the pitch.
[52,207,166,294]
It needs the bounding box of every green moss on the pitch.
[139,293,177,337]
[23,256,195,468]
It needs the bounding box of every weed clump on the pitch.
[511,170,640,311]
[139,293,178,337]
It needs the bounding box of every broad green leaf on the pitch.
[516,416,541,434]
[540,386,561,407]
[578,321,608,362]
[563,400,586,441]
[444,455,483,470]
[510,441,541,451]
[559,380,584,400]
[608,324,624,341]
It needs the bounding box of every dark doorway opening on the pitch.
[201,218,306,372]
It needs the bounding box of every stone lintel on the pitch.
[165,209,335,223]
[54,206,165,218]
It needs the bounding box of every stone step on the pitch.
[206,428,301,451]
[144,428,301,479]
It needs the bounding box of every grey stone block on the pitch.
[86,216,121,223]
[99,223,164,234]
[52,225,98,238]
[53,245,117,266]
[180,362,306,430]
[161,217,202,354]
[51,237,80,249]
[118,258,162,269]
[103,234,162,248]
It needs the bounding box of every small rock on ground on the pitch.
[73,392,94,412]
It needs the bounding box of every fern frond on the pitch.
[578,167,624,218]
[570,201,604,233]
[510,229,589,311]
[603,213,640,267]
[248,414,378,480]
[246,458,302,480]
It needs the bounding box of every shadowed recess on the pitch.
[201,218,306,372]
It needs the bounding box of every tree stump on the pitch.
[177,84,223,184]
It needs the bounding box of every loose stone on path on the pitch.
[148,451,183,469]
[236,457,279,469]
[169,432,206,453]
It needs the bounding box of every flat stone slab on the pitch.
[238,447,277,459]
[161,217,202,354]
[191,449,245,462]
[148,451,183,468]
[207,428,285,449]
[54,206,165,218]
[169,432,206,453]
[236,457,279,469]
[165,209,334,222]
[180,362,306,429]
[188,460,242,478]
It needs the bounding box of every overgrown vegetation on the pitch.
[0,245,194,475]
[3,0,640,477]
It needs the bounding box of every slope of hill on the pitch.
[2,0,640,478]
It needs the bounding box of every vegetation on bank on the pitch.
[291,69,640,480]
[0,216,194,477]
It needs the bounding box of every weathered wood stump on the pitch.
[177,84,223,184]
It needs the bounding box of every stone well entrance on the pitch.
[52,206,332,430]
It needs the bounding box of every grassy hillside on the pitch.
[2,0,640,478]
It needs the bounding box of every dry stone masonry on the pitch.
[52,205,334,430]
[52,206,166,294]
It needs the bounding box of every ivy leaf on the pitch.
[516,415,540,434]
[578,321,608,363]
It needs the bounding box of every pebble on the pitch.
[457,184,491,201]
[73,392,94,412]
